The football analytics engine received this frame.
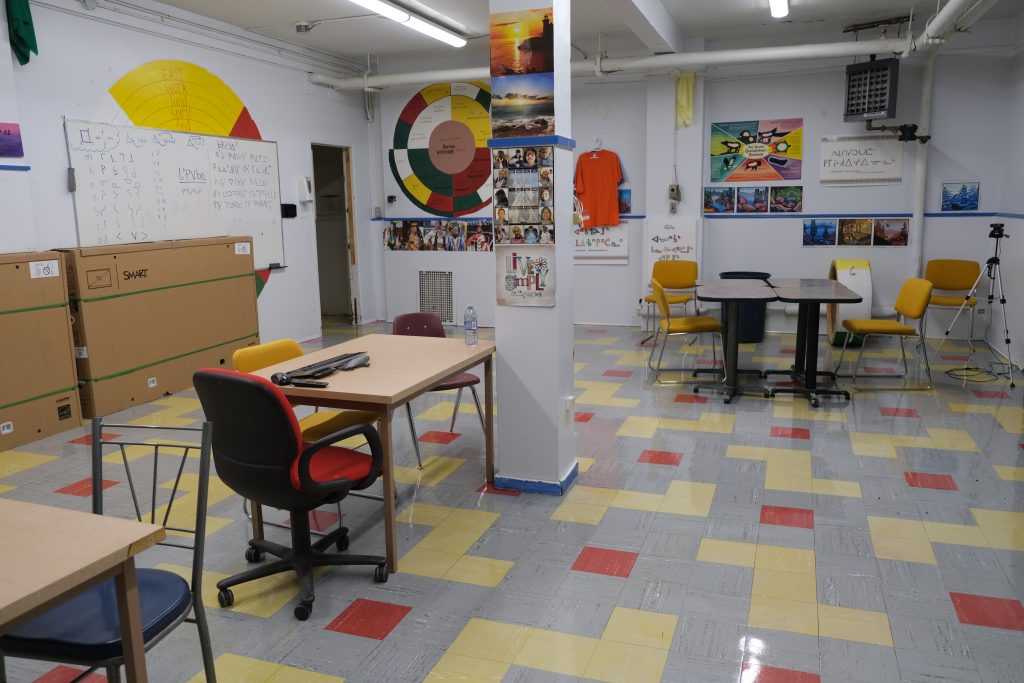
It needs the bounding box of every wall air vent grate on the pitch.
[418,270,455,324]
[844,57,899,122]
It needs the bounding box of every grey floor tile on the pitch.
[888,613,973,657]
[894,648,982,683]
[537,596,614,639]
[818,639,901,683]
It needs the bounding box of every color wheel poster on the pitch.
[710,118,802,182]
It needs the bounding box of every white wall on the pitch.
[0,0,36,251]
[7,0,376,342]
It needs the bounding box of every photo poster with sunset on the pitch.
[490,7,555,138]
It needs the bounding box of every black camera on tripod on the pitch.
[989,223,1007,239]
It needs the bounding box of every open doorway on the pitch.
[312,144,357,326]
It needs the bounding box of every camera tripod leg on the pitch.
[992,266,1016,389]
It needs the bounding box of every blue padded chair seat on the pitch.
[0,568,191,662]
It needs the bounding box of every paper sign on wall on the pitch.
[0,123,24,157]
[574,224,628,265]
[820,134,903,185]
[643,217,697,288]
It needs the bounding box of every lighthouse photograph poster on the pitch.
[489,8,555,138]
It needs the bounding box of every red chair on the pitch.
[392,312,485,468]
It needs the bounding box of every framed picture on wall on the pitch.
[941,182,980,211]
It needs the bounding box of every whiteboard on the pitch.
[64,119,284,268]
[820,134,903,186]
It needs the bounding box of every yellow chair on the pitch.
[834,278,934,391]
[924,259,981,350]
[647,278,723,383]
[641,260,698,343]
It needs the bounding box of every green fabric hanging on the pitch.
[6,0,38,66]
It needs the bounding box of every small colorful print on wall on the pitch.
[496,245,555,306]
[838,218,873,246]
[0,123,25,157]
[490,8,554,76]
[383,219,493,252]
[803,219,837,246]
[801,217,909,247]
[770,186,803,212]
[703,187,735,214]
[874,218,909,246]
[736,186,769,213]
[941,182,980,211]
[491,72,555,138]
[710,118,803,182]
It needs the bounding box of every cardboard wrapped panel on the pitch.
[0,251,82,451]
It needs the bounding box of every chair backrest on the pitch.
[651,279,672,322]
[233,338,303,372]
[924,259,980,292]
[193,368,307,510]
[393,312,446,338]
[91,417,213,601]
[652,260,698,290]
[894,278,934,320]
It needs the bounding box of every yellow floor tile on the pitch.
[755,545,815,575]
[392,455,464,486]
[515,629,600,677]
[398,546,461,579]
[773,400,847,423]
[0,450,57,477]
[752,568,817,603]
[696,538,756,568]
[617,413,735,438]
[578,456,595,473]
[764,472,813,494]
[443,555,514,587]
[584,640,669,683]
[994,465,1024,481]
[971,508,1024,531]
[418,527,481,555]
[979,526,1024,552]
[396,502,454,527]
[659,495,713,517]
[665,480,716,500]
[266,666,346,683]
[601,349,653,368]
[868,516,928,541]
[0,483,13,494]
[551,500,608,525]
[441,508,500,533]
[612,489,664,512]
[811,478,862,498]
[727,444,809,461]
[601,606,677,650]
[871,535,937,565]
[575,380,640,408]
[188,653,346,683]
[568,485,620,506]
[817,605,893,647]
[574,362,586,373]
[423,652,509,683]
[923,521,990,548]
[748,595,818,636]
[448,618,533,663]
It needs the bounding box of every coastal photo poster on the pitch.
[489,8,554,76]
[803,218,837,246]
[491,72,555,138]
[837,218,873,246]
[703,187,735,214]
[873,218,909,246]
[941,182,980,211]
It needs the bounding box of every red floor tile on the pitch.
[34,666,106,683]
[779,348,796,356]
[674,394,709,404]
[418,431,460,444]
[941,354,971,362]
[741,662,820,683]
[638,449,683,466]
[863,366,897,375]
[770,426,810,440]
[950,592,1024,631]
[476,483,521,496]
[602,369,634,378]
[55,478,118,497]
[325,598,413,639]
[904,471,958,491]
[760,505,814,529]
[572,546,638,578]
[973,389,1012,399]
[575,412,595,423]
[69,433,120,445]
[880,406,920,418]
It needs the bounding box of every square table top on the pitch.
[769,278,863,304]
[0,499,165,629]
[251,333,496,407]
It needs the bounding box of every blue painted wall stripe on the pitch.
[0,165,30,171]
[488,135,576,150]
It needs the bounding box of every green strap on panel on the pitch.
[0,385,76,412]
[81,333,258,383]
[0,301,68,317]
[73,272,254,303]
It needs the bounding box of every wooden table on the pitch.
[252,333,496,573]
[0,499,165,682]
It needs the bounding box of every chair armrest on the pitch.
[296,422,384,496]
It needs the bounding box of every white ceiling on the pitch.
[158,0,1022,64]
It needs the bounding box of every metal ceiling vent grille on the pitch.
[418,270,455,324]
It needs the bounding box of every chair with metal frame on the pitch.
[924,259,982,350]
[647,278,723,384]
[834,277,934,391]
[0,418,217,683]
[641,260,699,344]
[392,312,485,469]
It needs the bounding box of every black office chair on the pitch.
[192,368,388,621]
[0,418,217,682]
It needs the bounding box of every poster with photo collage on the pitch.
[493,146,555,246]
[383,219,493,252]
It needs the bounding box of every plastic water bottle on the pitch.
[464,306,478,347]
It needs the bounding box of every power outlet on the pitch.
[668,184,680,201]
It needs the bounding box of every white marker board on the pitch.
[64,119,285,268]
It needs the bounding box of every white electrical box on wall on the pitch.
[297,177,313,202]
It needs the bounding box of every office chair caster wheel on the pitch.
[336,535,350,552]
[245,546,264,563]
[374,564,389,583]
[217,588,234,608]
[693,387,701,394]
[811,399,820,408]
[723,397,731,404]
[294,602,312,621]
[763,391,770,398]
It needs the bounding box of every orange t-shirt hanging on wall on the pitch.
[574,150,623,228]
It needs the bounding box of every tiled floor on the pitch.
[3,322,1023,682]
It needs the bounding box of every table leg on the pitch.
[380,407,397,573]
[803,303,820,392]
[250,501,264,542]
[484,355,494,484]
[115,558,148,683]
[794,303,808,374]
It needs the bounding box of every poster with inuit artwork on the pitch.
[874,218,909,246]
[703,187,735,213]
[803,219,837,246]
[769,186,803,213]
[574,224,627,264]
[496,245,555,306]
[941,182,980,211]
[837,218,872,246]
[736,186,769,213]
[710,118,803,182]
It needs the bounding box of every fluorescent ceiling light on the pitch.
[347,0,466,47]
[769,0,789,19]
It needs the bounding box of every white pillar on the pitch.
[491,0,577,493]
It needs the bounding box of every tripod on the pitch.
[935,223,1015,388]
